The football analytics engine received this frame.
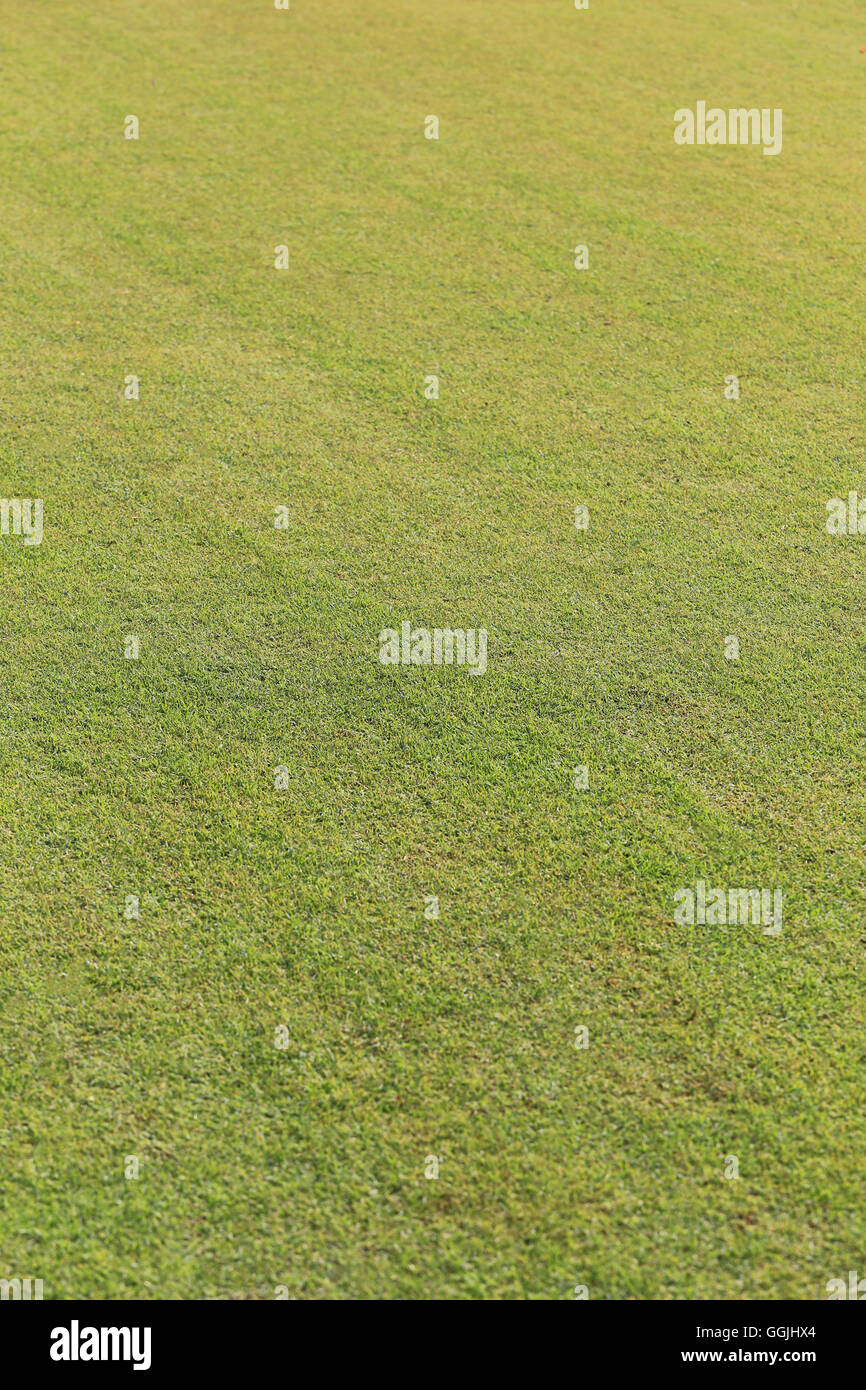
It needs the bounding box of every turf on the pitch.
[0,0,864,1300]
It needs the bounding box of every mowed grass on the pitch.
[0,0,864,1299]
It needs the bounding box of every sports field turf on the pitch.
[1,0,864,1300]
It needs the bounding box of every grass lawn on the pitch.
[0,0,864,1299]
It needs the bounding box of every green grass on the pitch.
[1,0,864,1299]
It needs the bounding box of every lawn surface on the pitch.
[0,0,864,1299]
